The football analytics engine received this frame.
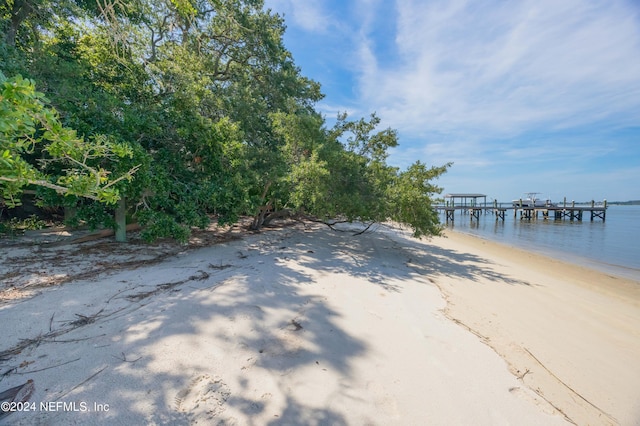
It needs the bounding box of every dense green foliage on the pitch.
[0,72,137,206]
[1,0,450,241]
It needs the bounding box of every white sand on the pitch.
[1,222,637,425]
[432,230,640,426]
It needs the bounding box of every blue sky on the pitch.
[263,0,640,202]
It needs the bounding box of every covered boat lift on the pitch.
[441,194,488,222]
[444,193,487,208]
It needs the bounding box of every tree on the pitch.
[0,72,139,207]
[316,113,450,237]
[1,0,451,242]
[388,161,451,238]
[262,111,451,238]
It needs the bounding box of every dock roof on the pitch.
[444,193,487,198]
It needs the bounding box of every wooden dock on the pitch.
[436,202,607,223]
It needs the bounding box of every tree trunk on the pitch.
[5,0,34,47]
[261,209,293,227]
[64,205,77,225]
[251,181,272,230]
[115,197,127,242]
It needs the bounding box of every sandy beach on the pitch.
[0,221,638,425]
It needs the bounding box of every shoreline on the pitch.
[440,228,640,302]
[439,204,640,282]
[430,229,640,425]
[451,227,640,282]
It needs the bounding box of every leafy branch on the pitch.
[0,72,139,206]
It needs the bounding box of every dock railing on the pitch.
[435,199,607,222]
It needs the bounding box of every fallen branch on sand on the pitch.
[302,217,378,235]
[70,308,105,326]
[54,366,107,401]
[125,270,210,302]
[44,224,142,247]
[1,309,110,374]
[17,358,81,374]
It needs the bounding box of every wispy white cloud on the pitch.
[356,0,640,138]
[265,0,640,200]
[264,0,332,33]
[315,101,360,122]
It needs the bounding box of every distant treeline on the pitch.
[609,200,640,205]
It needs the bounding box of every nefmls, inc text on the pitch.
[39,401,110,412]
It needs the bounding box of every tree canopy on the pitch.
[0,0,450,241]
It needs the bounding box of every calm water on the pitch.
[441,205,640,281]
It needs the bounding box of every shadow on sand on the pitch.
[0,221,530,424]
